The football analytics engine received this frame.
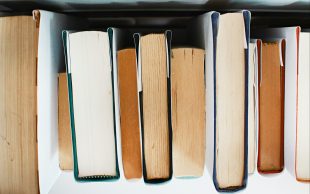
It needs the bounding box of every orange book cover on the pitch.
[118,48,142,179]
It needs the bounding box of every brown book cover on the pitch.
[140,34,171,181]
[171,48,205,177]
[258,40,285,173]
[117,48,142,179]
[58,73,73,170]
[0,16,39,194]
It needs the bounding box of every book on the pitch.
[248,42,256,174]
[213,11,250,191]
[0,16,38,194]
[296,32,310,182]
[117,48,142,179]
[58,73,73,170]
[139,33,171,182]
[258,40,285,173]
[63,31,119,180]
[252,27,300,176]
[171,47,205,177]
[248,40,260,174]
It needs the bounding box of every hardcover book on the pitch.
[63,30,119,180]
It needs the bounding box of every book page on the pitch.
[215,13,245,189]
[69,31,116,177]
[0,16,38,194]
[258,41,284,173]
[172,48,205,177]
[140,34,170,180]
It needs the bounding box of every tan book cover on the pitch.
[171,48,205,177]
[0,16,38,194]
[117,48,142,179]
[258,40,285,173]
[58,73,73,170]
[140,34,170,180]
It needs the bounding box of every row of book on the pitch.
[58,11,310,191]
[0,10,308,193]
